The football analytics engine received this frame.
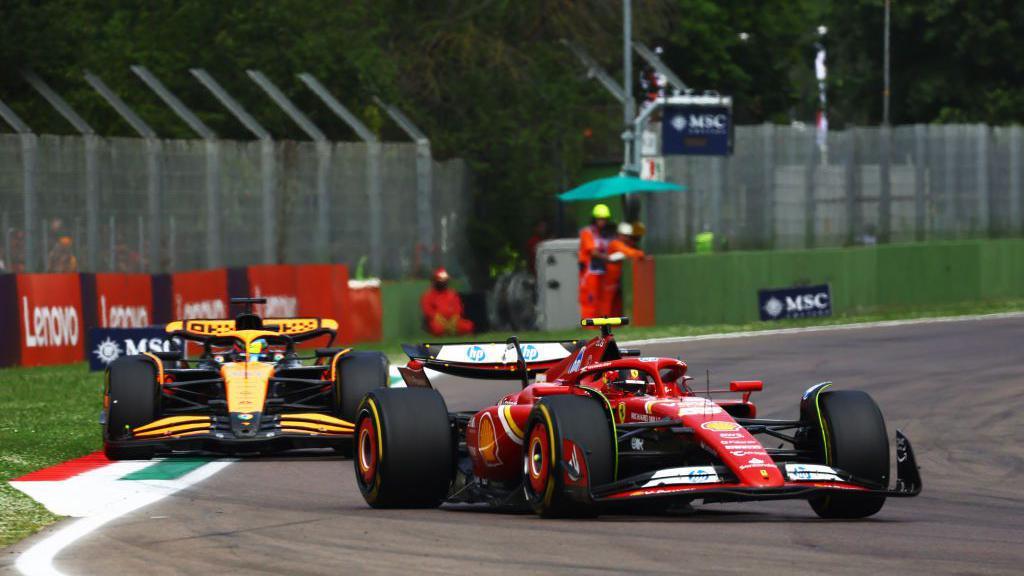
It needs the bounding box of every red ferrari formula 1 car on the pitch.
[353,317,921,518]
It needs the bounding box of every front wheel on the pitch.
[104,356,160,460]
[523,394,615,518]
[805,388,889,518]
[354,388,454,508]
[334,351,389,456]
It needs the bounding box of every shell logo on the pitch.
[700,420,741,432]
[477,413,502,466]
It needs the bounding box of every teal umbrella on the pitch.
[558,175,685,202]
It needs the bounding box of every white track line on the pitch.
[621,311,1024,347]
[16,460,234,576]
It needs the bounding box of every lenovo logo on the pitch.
[176,296,226,320]
[100,295,149,328]
[22,297,80,348]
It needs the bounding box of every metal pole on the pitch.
[1009,125,1022,236]
[976,124,989,237]
[913,124,927,241]
[762,123,776,249]
[131,65,221,268]
[622,0,635,174]
[84,70,162,272]
[879,126,892,243]
[23,71,101,271]
[560,40,626,103]
[298,73,385,272]
[0,98,38,272]
[247,69,330,263]
[190,68,277,264]
[883,0,891,126]
[375,97,432,275]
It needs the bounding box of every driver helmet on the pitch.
[247,338,268,362]
[605,368,648,395]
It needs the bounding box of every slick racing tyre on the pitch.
[523,395,615,518]
[104,356,160,460]
[334,351,390,456]
[354,388,454,508]
[807,389,889,518]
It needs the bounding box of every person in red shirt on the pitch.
[600,222,646,318]
[421,268,474,336]
[578,204,612,320]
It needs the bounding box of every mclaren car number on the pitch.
[784,463,842,482]
[641,466,721,488]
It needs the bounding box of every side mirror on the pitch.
[729,380,763,392]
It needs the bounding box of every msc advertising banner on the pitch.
[88,327,176,371]
[758,284,832,321]
[661,105,733,156]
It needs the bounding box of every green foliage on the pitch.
[2,1,1019,279]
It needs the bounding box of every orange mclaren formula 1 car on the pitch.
[102,298,389,459]
[354,317,921,518]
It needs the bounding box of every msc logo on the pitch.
[466,345,486,362]
[759,284,832,321]
[671,113,728,133]
[521,344,539,361]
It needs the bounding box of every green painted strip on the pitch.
[119,458,211,481]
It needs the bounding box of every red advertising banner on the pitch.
[16,274,85,366]
[346,282,383,343]
[171,269,228,320]
[94,273,153,328]
[247,264,299,318]
[293,264,353,342]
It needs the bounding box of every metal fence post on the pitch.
[943,125,957,237]
[879,125,892,243]
[248,69,330,263]
[297,73,382,275]
[844,128,859,246]
[976,124,990,236]
[1010,125,1022,236]
[805,129,819,249]
[84,70,162,272]
[375,97,432,273]
[132,65,220,270]
[0,98,38,272]
[23,70,101,271]
[190,68,277,264]
[761,123,775,249]
[913,124,927,241]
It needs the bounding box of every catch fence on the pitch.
[644,124,1024,252]
[0,134,470,278]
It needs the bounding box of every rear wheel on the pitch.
[807,389,889,518]
[523,395,615,518]
[104,356,160,460]
[334,351,390,456]
[354,388,454,508]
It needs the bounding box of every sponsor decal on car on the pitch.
[642,466,720,488]
[784,463,842,482]
[700,421,741,432]
[466,345,487,362]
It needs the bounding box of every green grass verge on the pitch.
[0,297,1021,547]
[0,364,102,547]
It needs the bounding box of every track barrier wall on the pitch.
[0,262,390,367]
[647,239,1024,326]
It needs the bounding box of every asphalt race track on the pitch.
[5,316,1024,575]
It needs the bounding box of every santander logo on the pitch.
[22,297,80,348]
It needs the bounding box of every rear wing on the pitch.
[400,339,582,385]
[166,318,338,339]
